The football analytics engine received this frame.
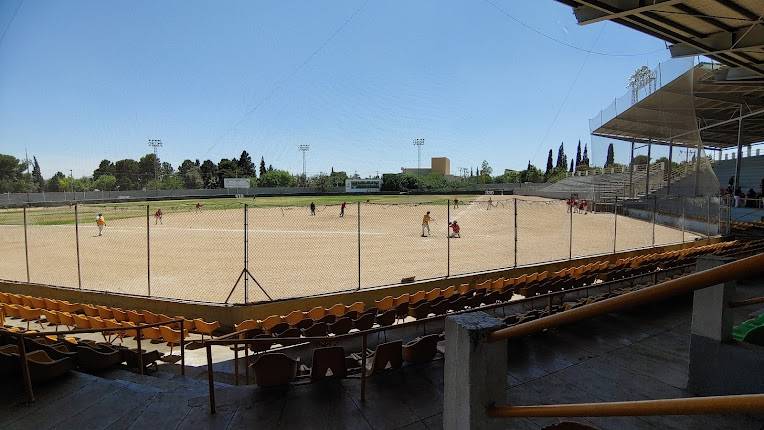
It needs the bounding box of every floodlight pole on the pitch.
[148,139,163,192]
[413,138,425,176]
[645,140,652,198]
[667,141,674,195]
[734,104,743,193]
[298,145,310,186]
[629,141,635,198]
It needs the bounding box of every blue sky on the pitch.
[0,0,672,178]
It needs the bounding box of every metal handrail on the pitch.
[12,318,187,403]
[487,252,764,342]
[486,394,764,418]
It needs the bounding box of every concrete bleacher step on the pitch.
[100,367,233,394]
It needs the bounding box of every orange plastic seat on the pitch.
[374,296,394,311]
[410,291,426,304]
[346,301,365,314]
[260,315,284,333]
[306,306,326,321]
[96,306,114,320]
[327,304,346,317]
[284,311,306,327]
[441,286,456,299]
[111,308,127,322]
[425,288,441,301]
[193,319,221,340]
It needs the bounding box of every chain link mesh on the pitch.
[0,208,27,282]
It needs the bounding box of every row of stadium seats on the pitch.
[227,241,746,342]
[0,293,221,343]
[248,334,441,387]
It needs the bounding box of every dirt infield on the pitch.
[0,196,698,303]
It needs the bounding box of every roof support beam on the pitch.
[573,0,684,25]
[669,23,764,57]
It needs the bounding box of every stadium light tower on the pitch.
[298,144,310,185]
[413,138,425,175]
[148,139,163,188]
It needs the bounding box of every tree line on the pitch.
[0,151,351,193]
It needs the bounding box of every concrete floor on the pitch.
[2,291,763,429]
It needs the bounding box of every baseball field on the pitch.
[0,194,697,303]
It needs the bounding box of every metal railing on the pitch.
[12,318,186,403]
[483,252,764,420]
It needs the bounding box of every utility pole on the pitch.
[413,138,425,176]
[298,144,310,186]
[148,139,162,190]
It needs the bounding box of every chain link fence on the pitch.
[0,195,721,303]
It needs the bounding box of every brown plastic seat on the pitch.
[346,301,365,314]
[294,318,314,330]
[408,301,432,320]
[341,310,359,320]
[402,334,439,364]
[96,306,113,320]
[374,296,394,311]
[441,286,456,299]
[284,311,306,327]
[80,304,99,317]
[58,312,76,330]
[310,346,346,381]
[353,313,375,331]
[327,303,346,317]
[142,310,160,324]
[159,325,184,356]
[126,310,145,324]
[317,314,336,324]
[41,310,60,329]
[328,317,353,335]
[425,288,441,301]
[57,301,82,314]
[375,309,396,327]
[409,290,426,305]
[2,303,21,318]
[365,340,403,376]
[260,315,284,333]
[306,306,326,321]
[19,306,43,330]
[251,353,297,387]
[392,293,410,306]
[457,283,471,295]
[234,319,261,337]
[301,322,328,337]
[270,322,290,336]
[29,296,45,309]
[42,298,59,311]
[111,308,127,322]
[193,319,221,340]
[394,302,409,322]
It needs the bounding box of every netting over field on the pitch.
[0,195,711,303]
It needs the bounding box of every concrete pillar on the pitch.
[691,255,735,342]
[443,312,506,430]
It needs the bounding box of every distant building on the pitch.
[401,157,451,176]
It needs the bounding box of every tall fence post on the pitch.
[613,196,618,254]
[706,195,711,238]
[447,199,450,278]
[23,206,30,282]
[569,196,573,260]
[357,201,361,291]
[244,204,249,304]
[681,197,686,243]
[75,204,82,289]
[652,195,657,247]
[513,198,518,267]
[146,205,151,297]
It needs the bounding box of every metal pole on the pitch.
[645,140,652,197]
[179,320,185,376]
[613,196,618,254]
[447,199,450,277]
[146,205,151,297]
[75,204,82,289]
[357,202,361,290]
[569,197,573,260]
[513,198,518,267]
[629,141,635,198]
[666,141,673,194]
[23,206,30,282]
[207,344,216,414]
[244,204,248,303]
[361,333,368,402]
[19,334,34,402]
[652,195,657,247]
[734,104,743,193]
[681,197,686,243]
[136,327,144,375]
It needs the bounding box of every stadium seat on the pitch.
[193,319,220,340]
[234,319,261,335]
[142,310,160,324]
[394,302,409,323]
[393,293,410,306]
[307,306,326,321]
[375,309,396,327]
[364,340,403,376]
[347,301,365,314]
[476,280,491,291]
[408,301,432,320]
[302,322,329,337]
[329,317,353,335]
[28,297,45,309]
[270,322,290,336]
[126,310,145,324]
[96,306,113,320]
[80,304,99,317]
[317,314,336,324]
[42,298,59,311]
[57,301,82,314]
[441,286,456,299]
[310,346,346,381]
[294,318,314,330]
[159,325,183,356]
[410,290,426,305]
[425,288,441,301]
[111,308,127,322]
[327,304,346,317]
[251,353,297,387]
[40,310,60,329]
[284,311,306,327]
[403,334,439,364]
[260,315,284,333]
[19,307,43,330]
[375,296,394,311]
[490,278,504,292]
[75,343,123,372]
[457,283,471,295]
[353,313,375,331]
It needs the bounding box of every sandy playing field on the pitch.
[0,195,698,303]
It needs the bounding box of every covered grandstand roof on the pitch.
[556,0,764,80]
[590,61,764,148]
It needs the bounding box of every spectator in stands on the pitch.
[96,213,106,236]
[449,220,461,238]
[340,201,346,218]
[310,202,316,216]
[421,211,432,237]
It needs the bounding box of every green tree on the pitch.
[479,160,492,181]
[93,159,115,179]
[32,157,45,191]
[199,160,218,188]
[183,166,204,189]
[605,143,615,168]
[46,171,67,192]
[575,140,582,169]
[632,155,649,165]
[520,164,544,183]
[581,144,590,167]
[114,159,140,190]
[93,174,117,191]
[259,157,267,177]
[177,159,196,177]
[238,150,255,177]
[258,169,296,187]
[217,158,240,187]
[555,142,567,170]
[138,153,159,187]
